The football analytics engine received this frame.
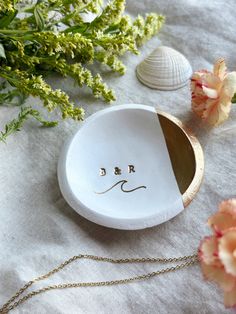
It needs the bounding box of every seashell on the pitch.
[136,46,192,90]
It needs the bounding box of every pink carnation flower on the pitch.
[191,59,236,126]
[199,199,236,308]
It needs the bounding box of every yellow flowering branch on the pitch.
[0,0,165,140]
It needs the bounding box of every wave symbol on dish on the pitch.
[95,180,147,195]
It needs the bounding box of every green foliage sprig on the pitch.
[0,0,165,141]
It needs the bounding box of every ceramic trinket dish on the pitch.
[136,46,192,90]
[58,104,204,230]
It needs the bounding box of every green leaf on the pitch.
[30,109,58,127]
[232,93,236,104]
[34,6,45,31]
[63,24,89,34]
[0,106,58,142]
[0,43,6,59]
[0,88,27,106]
[0,80,7,91]
[0,10,17,28]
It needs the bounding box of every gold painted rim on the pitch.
[156,109,204,208]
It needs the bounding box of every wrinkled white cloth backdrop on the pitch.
[0,0,235,313]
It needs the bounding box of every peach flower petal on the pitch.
[199,236,220,266]
[202,73,222,91]
[202,98,228,126]
[213,58,227,80]
[223,72,236,98]
[224,286,236,308]
[199,199,236,308]
[202,86,218,99]
[201,263,235,292]
[209,199,236,232]
[208,212,236,233]
[219,230,236,276]
[220,199,236,217]
[191,59,236,126]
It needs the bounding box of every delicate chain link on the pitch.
[0,253,198,313]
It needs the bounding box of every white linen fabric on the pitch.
[0,0,235,313]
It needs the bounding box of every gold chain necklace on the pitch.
[0,253,198,313]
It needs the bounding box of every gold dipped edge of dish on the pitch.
[157,110,204,208]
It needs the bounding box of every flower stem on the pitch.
[232,93,236,103]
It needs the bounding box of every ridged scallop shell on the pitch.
[136,46,192,90]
